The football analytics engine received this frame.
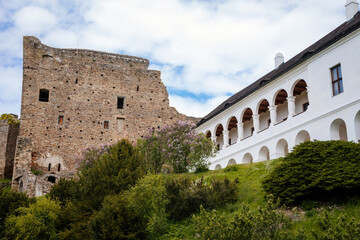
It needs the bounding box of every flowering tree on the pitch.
[138,121,216,174]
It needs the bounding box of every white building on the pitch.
[196,1,360,170]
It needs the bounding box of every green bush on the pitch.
[262,141,360,205]
[4,198,61,240]
[48,178,78,205]
[165,176,239,220]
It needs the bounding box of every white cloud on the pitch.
[0,66,22,115]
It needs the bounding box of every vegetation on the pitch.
[0,113,19,125]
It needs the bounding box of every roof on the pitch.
[197,12,360,127]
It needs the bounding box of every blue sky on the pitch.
[0,0,346,117]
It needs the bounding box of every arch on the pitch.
[258,146,270,161]
[241,108,254,138]
[205,130,212,139]
[292,80,309,115]
[227,158,237,166]
[215,164,222,170]
[330,118,348,141]
[275,139,289,158]
[273,89,288,123]
[295,130,311,145]
[242,153,253,163]
[214,124,224,150]
[355,111,360,143]
[257,99,270,131]
[227,116,238,145]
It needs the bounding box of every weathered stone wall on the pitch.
[0,116,19,179]
[13,36,198,196]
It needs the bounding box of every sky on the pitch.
[0,0,347,118]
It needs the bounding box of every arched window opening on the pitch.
[275,139,288,158]
[258,146,270,162]
[215,164,222,170]
[48,163,51,171]
[355,111,360,143]
[242,108,254,139]
[47,176,56,184]
[293,80,309,115]
[227,159,236,166]
[274,89,288,123]
[227,117,238,145]
[215,124,224,150]
[295,130,311,145]
[330,119,348,141]
[257,99,270,132]
[243,153,253,163]
[58,164,61,172]
[206,131,212,139]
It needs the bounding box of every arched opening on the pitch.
[257,99,270,132]
[215,124,224,150]
[227,159,237,166]
[295,130,311,145]
[227,116,238,145]
[242,108,254,139]
[258,146,270,161]
[330,119,348,141]
[215,164,222,170]
[47,176,56,184]
[274,89,288,123]
[243,153,253,163]
[292,80,309,115]
[19,180,23,192]
[275,139,289,158]
[355,111,360,143]
[205,130,212,139]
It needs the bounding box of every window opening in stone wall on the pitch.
[48,163,51,171]
[117,97,125,109]
[137,85,139,91]
[75,78,78,84]
[58,164,61,172]
[48,176,56,183]
[39,89,49,102]
[331,64,343,96]
[19,181,23,192]
[58,116,64,125]
[104,121,109,129]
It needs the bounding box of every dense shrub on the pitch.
[165,176,239,220]
[193,199,290,240]
[138,121,216,174]
[48,178,79,205]
[89,194,146,240]
[262,141,360,205]
[4,198,61,240]
[0,188,35,237]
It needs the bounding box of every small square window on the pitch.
[39,89,49,102]
[104,121,109,129]
[58,116,64,125]
[117,97,125,109]
[331,65,343,96]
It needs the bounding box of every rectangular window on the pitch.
[58,116,64,125]
[104,121,109,129]
[117,97,125,109]
[39,89,49,102]
[331,65,343,96]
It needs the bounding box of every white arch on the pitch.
[258,146,270,161]
[330,118,348,141]
[290,79,308,95]
[226,116,238,130]
[275,139,288,158]
[295,130,311,145]
[205,130,212,139]
[227,158,237,166]
[355,111,360,143]
[272,89,288,106]
[242,153,253,163]
[256,98,270,114]
[215,164,222,170]
[214,123,224,137]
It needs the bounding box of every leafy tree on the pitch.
[138,121,216,174]
[0,113,19,125]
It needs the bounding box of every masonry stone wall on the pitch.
[13,36,197,197]
[0,116,19,179]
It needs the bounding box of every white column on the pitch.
[287,96,296,118]
[253,114,260,134]
[223,130,229,147]
[237,122,244,140]
[269,105,277,126]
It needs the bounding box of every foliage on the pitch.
[48,178,78,205]
[165,176,239,220]
[138,121,216,174]
[89,193,146,240]
[76,139,146,209]
[193,198,290,240]
[0,188,35,237]
[262,140,360,205]
[31,168,44,176]
[0,113,19,125]
[4,198,61,240]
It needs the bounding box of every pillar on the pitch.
[287,96,296,118]
[269,105,277,126]
[237,122,244,140]
[253,114,259,134]
[224,130,229,147]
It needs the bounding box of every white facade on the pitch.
[197,6,360,170]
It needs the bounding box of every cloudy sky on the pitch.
[0,0,347,118]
